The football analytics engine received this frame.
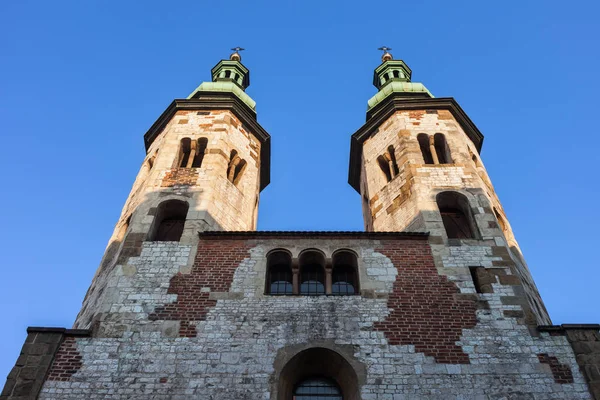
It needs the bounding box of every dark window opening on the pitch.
[494,208,507,232]
[225,70,231,78]
[437,191,479,240]
[235,73,240,81]
[469,267,484,293]
[387,145,399,176]
[332,266,356,295]
[150,200,189,242]
[300,264,325,295]
[269,265,293,295]
[377,155,391,182]
[227,149,247,185]
[294,377,342,399]
[417,133,434,164]
[434,133,452,164]
[332,250,359,296]
[393,70,400,78]
[267,250,293,295]
[178,138,207,169]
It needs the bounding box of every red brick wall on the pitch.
[46,337,83,381]
[374,240,478,364]
[149,239,251,337]
[161,168,199,187]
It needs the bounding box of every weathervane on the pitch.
[378,46,393,62]
[230,47,245,61]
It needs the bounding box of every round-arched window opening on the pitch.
[293,377,342,399]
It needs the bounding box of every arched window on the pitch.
[294,377,342,399]
[393,70,400,78]
[377,146,399,183]
[227,149,247,185]
[434,133,452,164]
[417,133,434,164]
[149,200,189,242]
[332,250,358,295]
[436,192,479,240]
[299,251,326,296]
[377,155,391,182]
[178,138,207,168]
[267,250,293,295]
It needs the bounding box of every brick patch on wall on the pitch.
[149,239,251,337]
[161,168,199,187]
[537,353,574,384]
[46,337,83,382]
[374,241,478,364]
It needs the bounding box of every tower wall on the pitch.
[358,108,551,326]
[74,107,264,331]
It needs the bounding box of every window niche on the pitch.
[417,133,452,165]
[436,191,479,240]
[148,200,189,242]
[299,250,326,296]
[178,138,208,169]
[266,250,293,295]
[331,250,359,295]
[227,149,247,186]
[376,145,399,183]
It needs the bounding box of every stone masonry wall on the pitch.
[74,109,262,330]
[360,109,551,326]
[32,234,592,399]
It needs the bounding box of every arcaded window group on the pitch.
[378,133,453,183]
[266,249,359,296]
[176,137,247,185]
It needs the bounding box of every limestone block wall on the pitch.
[74,109,262,330]
[360,109,550,326]
[23,233,592,399]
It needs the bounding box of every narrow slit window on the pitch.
[227,149,247,185]
[417,133,434,164]
[434,133,452,164]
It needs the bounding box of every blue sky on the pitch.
[1,0,599,381]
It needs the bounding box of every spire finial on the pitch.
[378,46,393,62]
[230,47,245,61]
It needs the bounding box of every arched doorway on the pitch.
[276,347,362,400]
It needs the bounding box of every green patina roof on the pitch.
[368,58,433,111]
[367,81,433,110]
[187,57,255,111]
[188,81,256,111]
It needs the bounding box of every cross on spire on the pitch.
[378,46,393,62]
[230,47,245,61]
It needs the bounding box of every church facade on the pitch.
[2,50,600,400]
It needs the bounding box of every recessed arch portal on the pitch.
[275,347,362,400]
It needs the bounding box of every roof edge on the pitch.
[198,231,429,240]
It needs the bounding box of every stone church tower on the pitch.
[2,51,600,400]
